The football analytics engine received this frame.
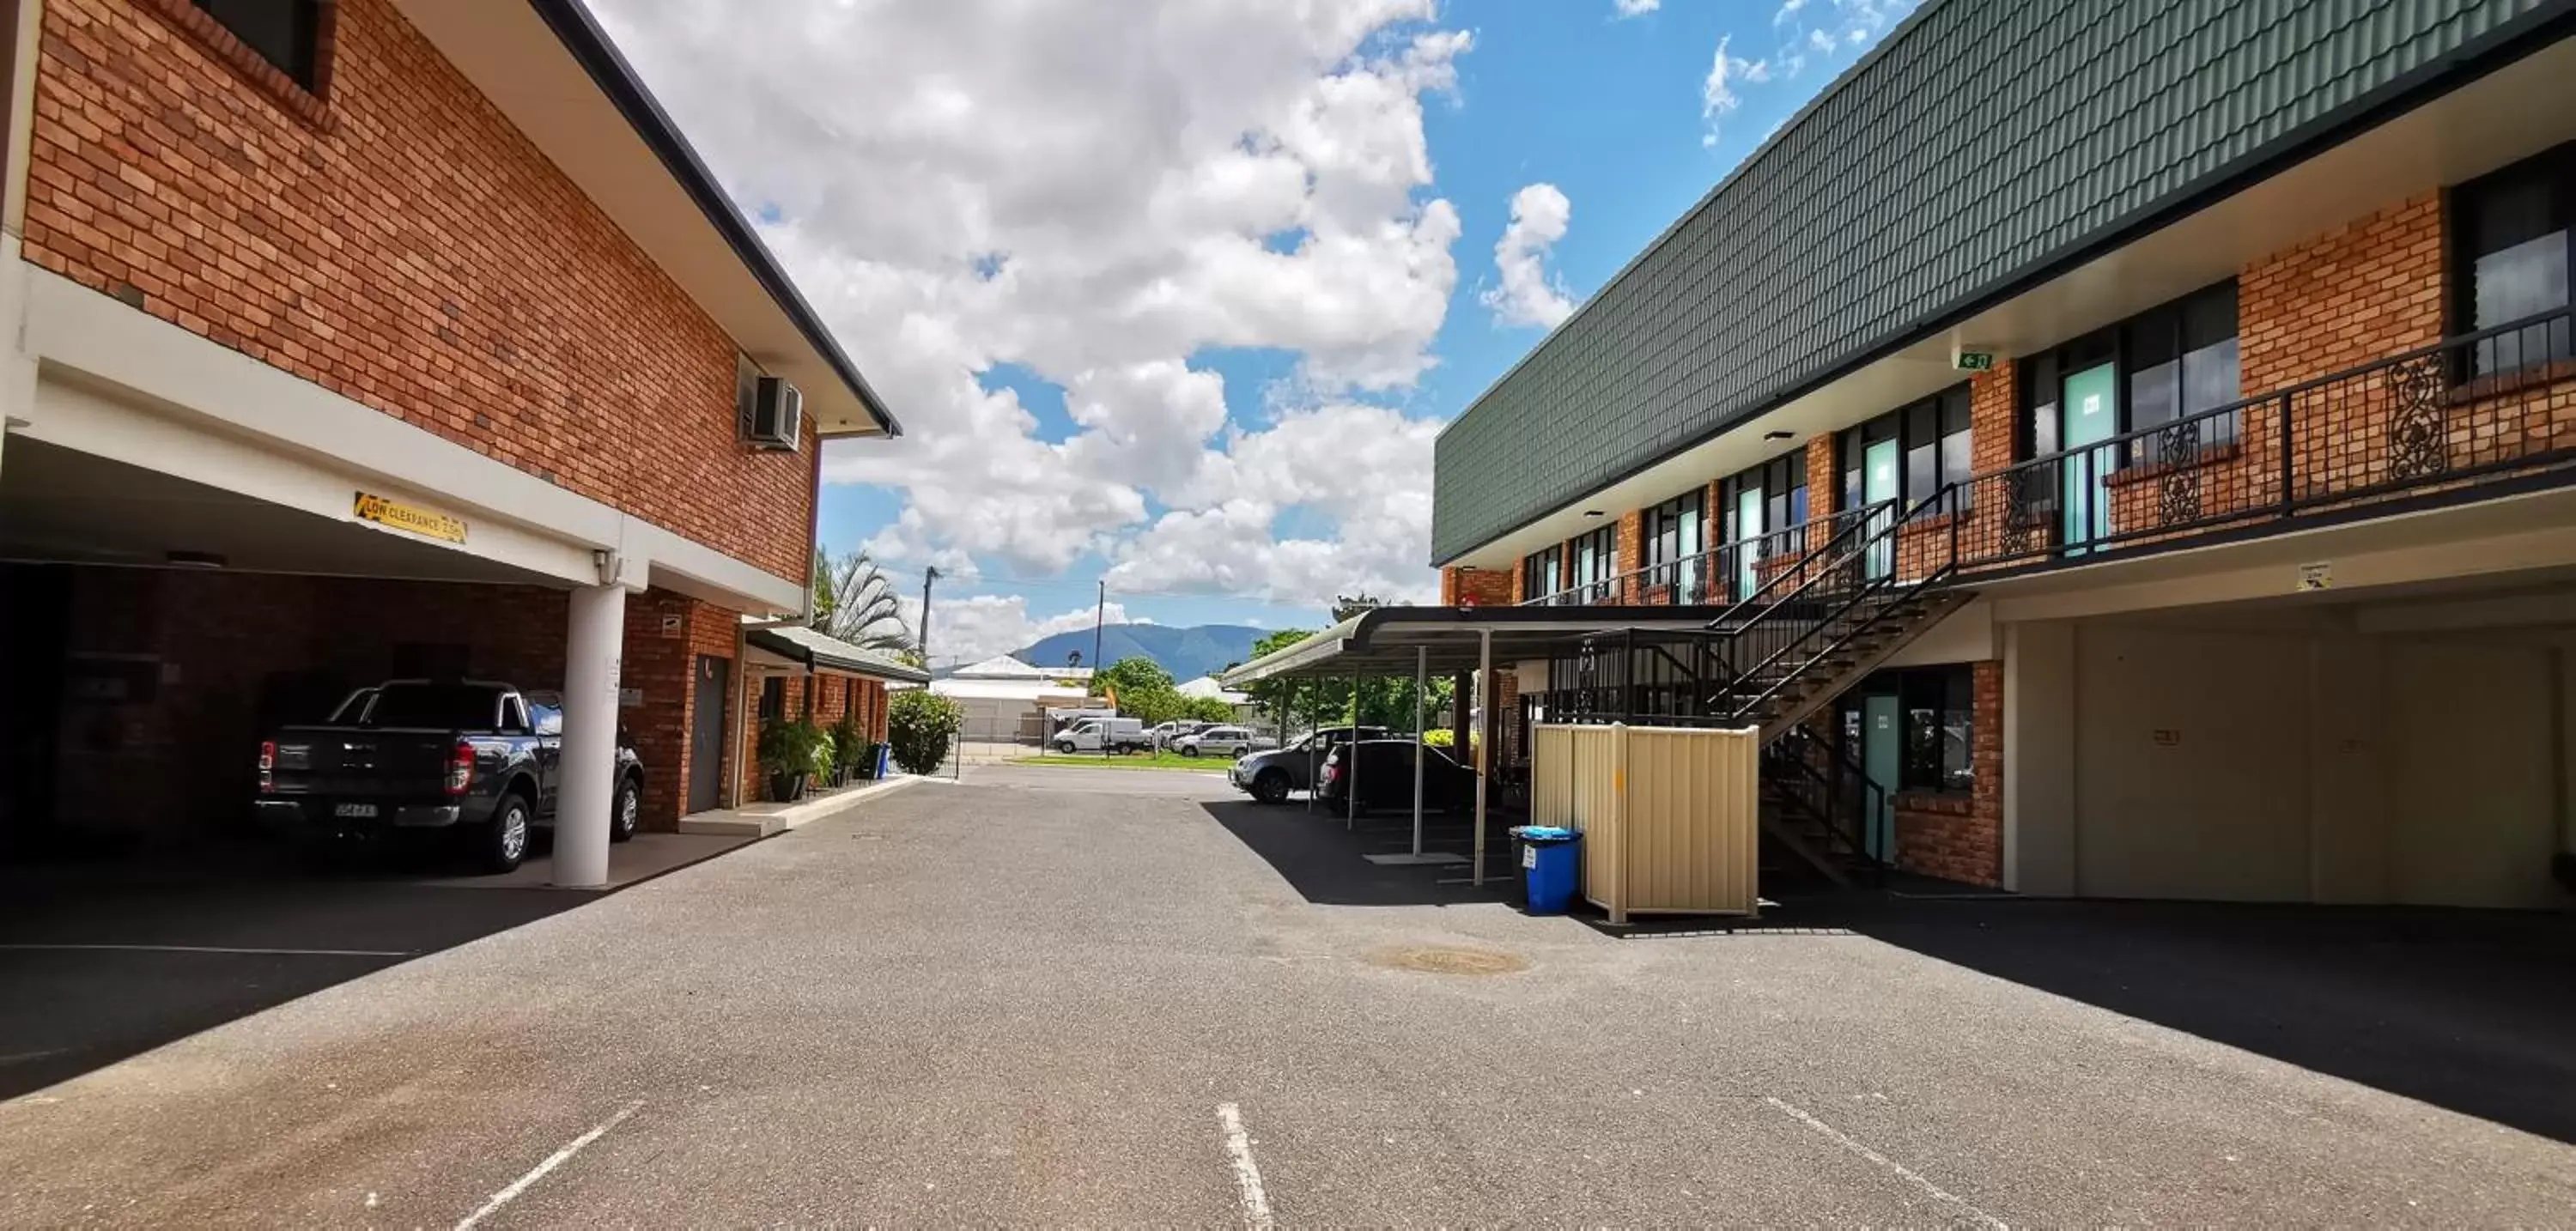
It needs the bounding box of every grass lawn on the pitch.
[1011,751,1234,773]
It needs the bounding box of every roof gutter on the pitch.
[525,0,902,439]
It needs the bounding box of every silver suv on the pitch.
[1227,725,1390,803]
[1175,725,1257,758]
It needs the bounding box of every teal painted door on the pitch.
[1862,693,1900,860]
[1735,486,1763,599]
[2061,363,2117,552]
[1863,439,1899,579]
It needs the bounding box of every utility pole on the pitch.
[1093,580,1108,761]
[920,567,940,664]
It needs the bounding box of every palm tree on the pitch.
[811,548,916,654]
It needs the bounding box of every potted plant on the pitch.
[810,728,838,791]
[829,710,865,785]
[756,719,819,802]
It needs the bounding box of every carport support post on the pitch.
[1473,628,1491,887]
[1346,673,1358,831]
[1410,645,1426,858]
[555,583,626,888]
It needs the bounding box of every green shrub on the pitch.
[887,689,965,775]
[829,709,866,771]
[756,719,824,776]
[811,729,838,782]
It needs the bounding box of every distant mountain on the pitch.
[1013,623,1265,683]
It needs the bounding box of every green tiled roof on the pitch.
[1432,0,2567,563]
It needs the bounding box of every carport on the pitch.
[0,434,777,892]
[1222,604,1741,883]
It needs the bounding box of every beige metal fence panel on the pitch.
[1531,722,1759,923]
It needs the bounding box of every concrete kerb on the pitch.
[676,774,930,839]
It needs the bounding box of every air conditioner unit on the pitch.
[746,376,803,450]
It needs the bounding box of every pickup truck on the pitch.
[253,679,646,872]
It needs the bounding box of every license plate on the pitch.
[333,803,379,819]
[1522,846,1538,870]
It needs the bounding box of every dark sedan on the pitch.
[1315,740,1477,814]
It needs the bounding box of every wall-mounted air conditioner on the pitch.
[745,376,803,451]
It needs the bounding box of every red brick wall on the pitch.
[620,589,744,830]
[21,0,816,581]
[1439,566,1513,607]
[1893,660,2002,886]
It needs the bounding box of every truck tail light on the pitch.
[258,741,275,793]
[444,740,475,796]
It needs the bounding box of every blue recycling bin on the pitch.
[874,742,892,779]
[1510,826,1582,914]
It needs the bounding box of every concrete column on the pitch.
[2002,620,2076,894]
[555,582,626,888]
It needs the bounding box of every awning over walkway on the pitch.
[745,624,930,683]
[1220,604,1735,685]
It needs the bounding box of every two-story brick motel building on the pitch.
[0,0,919,886]
[1260,0,2576,910]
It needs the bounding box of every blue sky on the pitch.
[773,0,1917,664]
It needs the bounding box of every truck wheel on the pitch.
[481,792,532,874]
[1181,745,1200,758]
[610,777,641,843]
[1252,770,1290,804]
[1056,740,1077,755]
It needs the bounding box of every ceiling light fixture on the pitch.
[1763,429,1794,440]
[165,550,227,569]
[1583,509,1606,518]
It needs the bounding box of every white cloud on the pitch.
[591,0,1473,607]
[902,594,1132,670]
[1481,183,1576,330]
[1109,402,1442,607]
[1613,0,1661,16]
[1701,35,1768,148]
[1715,0,1919,143]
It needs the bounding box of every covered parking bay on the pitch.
[1222,604,1743,888]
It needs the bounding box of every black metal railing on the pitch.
[1513,306,2576,612]
[1762,720,1889,882]
[1950,305,2576,573]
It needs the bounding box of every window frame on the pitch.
[1840,384,1970,514]
[1896,664,1974,796]
[157,0,337,121]
[1569,525,1619,601]
[2014,281,2240,466]
[1522,543,1564,603]
[2451,141,2576,377]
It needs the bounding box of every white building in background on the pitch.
[925,656,1093,743]
[1178,675,1259,724]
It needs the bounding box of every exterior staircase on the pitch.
[1696,497,1975,888]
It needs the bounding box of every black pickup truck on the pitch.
[253,679,646,872]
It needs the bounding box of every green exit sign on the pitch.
[1954,350,1996,372]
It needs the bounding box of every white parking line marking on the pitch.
[454,1100,644,1231]
[1762,1096,2007,1229]
[1215,1102,1274,1230]
[0,943,414,957]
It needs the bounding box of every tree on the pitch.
[811,548,915,654]
[1090,656,1184,725]
[885,689,963,775]
[1182,696,1237,724]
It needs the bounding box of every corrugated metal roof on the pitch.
[1432,0,2569,563]
[747,624,931,682]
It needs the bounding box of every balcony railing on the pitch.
[1513,306,2576,606]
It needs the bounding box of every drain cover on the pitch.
[1369,945,1529,976]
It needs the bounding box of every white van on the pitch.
[1054,716,1149,754]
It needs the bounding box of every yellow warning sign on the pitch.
[353,491,467,544]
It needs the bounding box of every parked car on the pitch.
[1315,740,1478,814]
[1175,725,1261,758]
[1229,725,1392,803]
[253,679,646,872]
[1147,719,1210,747]
[1055,715,1151,754]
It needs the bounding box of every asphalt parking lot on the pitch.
[2,767,2571,1224]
